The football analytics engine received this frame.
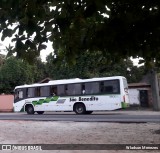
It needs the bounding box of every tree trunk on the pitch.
[151,70,160,111]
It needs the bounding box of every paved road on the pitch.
[0,111,160,123]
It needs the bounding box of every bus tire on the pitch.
[26,105,35,114]
[85,111,93,114]
[37,111,44,114]
[74,103,86,114]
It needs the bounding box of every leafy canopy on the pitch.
[46,51,145,83]
[0,56,48,93]
[0,57,33,93]
[0,0,160,63]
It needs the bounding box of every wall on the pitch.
[128,89,140,105]
[0,95,14,112]
[128,87,152,107]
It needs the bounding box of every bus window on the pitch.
[82,84,85,94]
[101,80,120,94]
[67,84,81,95]
[104,86,113,93]
[15,89,23,100]
[27,88,35,97]
[57,85,65,96]
[35,87,40,97]
[50,86,57,96]
[85,82,100,94]
[40,86,50,97]
[65,85,68,95]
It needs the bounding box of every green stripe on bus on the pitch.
[32,96,59,106]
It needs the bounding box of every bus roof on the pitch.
[15,76,126,89]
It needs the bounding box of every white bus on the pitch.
[13,76,129,114]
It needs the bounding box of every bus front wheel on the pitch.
[26,105,35,114]
[74,103,86,114]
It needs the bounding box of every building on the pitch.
[38,77,52,83]
[128,83,152,107]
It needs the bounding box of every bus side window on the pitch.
[104,86,113,93]
[35,87,40,97]
[57,85,65,96]
[82,84,85,94]
[50,86,57,96]
[102,80,120,94]
[100,82,104,93]
[67,84,81,96]
[15,90,23,99]
[40,86,50,97]
[26,88,28,97]
[15,91,19,99]
[65,85,68,95]
[84,82,100,94]
[27,88,35,97]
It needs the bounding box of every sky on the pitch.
[131,57,143,66]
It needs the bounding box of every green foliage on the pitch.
[0,54,5,66]
[0,1,160,64]
[0,53,145,94]
[46,51,145,83]
[32,59,48,82]
[0,57,32,93]
[0,57,47,93]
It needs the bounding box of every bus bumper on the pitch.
[121,102,129,108]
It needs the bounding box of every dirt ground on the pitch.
[0,119,160,153]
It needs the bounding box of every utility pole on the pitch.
[150,69,160,111]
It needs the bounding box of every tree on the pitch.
[0,56,50,93]
[0,1,160,64]
[0,57,34,93]
[32,58,49,82]
[46,51,145,83]
[0,54,5,66]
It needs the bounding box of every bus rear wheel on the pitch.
[37,111,44,114]
[26,105,35,114]
[74,103,86,114]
